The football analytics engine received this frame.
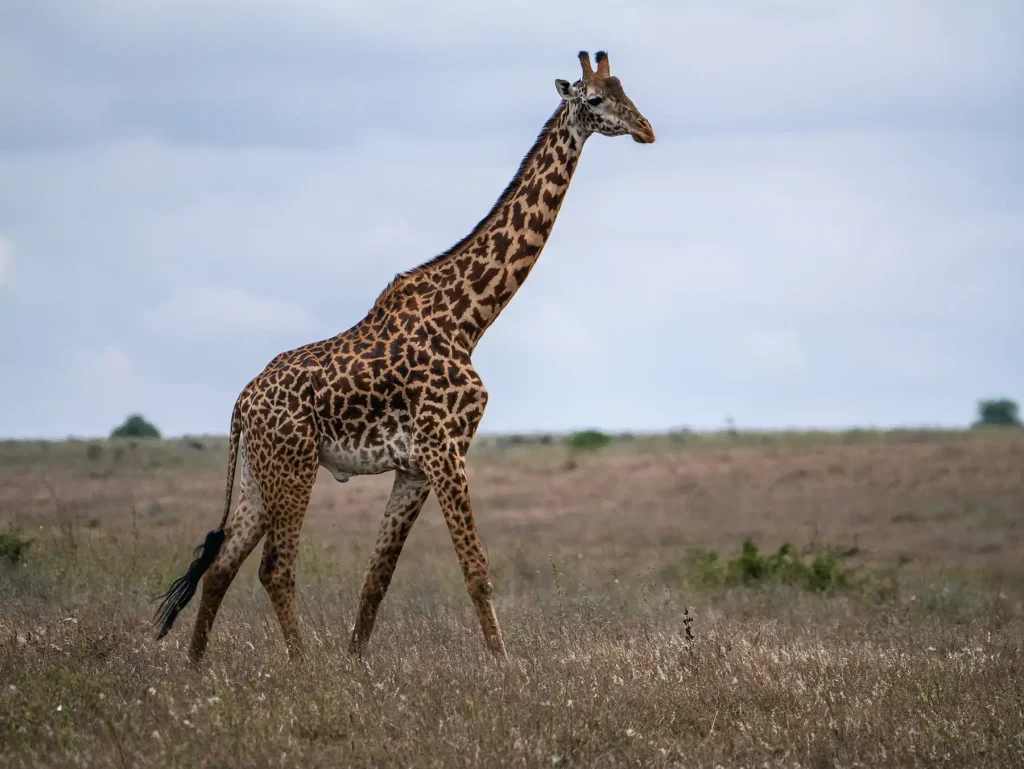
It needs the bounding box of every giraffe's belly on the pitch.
[317,430,413,479]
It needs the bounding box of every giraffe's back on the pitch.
[238,319,425,481]
[236,287,491,483]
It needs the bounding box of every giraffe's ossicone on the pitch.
[154,51,654,663]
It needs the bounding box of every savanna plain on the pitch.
[1,429,1023,768]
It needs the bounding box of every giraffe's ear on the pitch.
[555,79,574,100]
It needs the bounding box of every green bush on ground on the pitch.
[973,398,1021,428]
[110,414,161,439]
[0,525,33,565]
[686,538,856,593]
[567,429,611,452]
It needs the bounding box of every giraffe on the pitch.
[154,50,654,663]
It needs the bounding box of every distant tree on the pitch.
[567,429,612,452]
[110,414,161,439]
[973,398,1021,428]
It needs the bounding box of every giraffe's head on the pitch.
[556,51,655,144]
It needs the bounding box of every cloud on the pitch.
[742,330,809,376]
[2,1,1021,150]
[3,126,1021,436]
[73,344,144,397]
[22,344,230,439]
[29,345,152,439]
[147,284,316,335]
[0,1,1021,438]
[0,234,12,286]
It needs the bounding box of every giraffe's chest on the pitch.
[316,425,414,479]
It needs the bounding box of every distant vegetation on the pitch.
[684,538,859,593]
[0,524,33,565]
[974,398,1021,428]
[110,413,161,439]
[566,429,612,452]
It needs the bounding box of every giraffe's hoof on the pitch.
[348,636,366,657]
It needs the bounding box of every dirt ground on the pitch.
[2,430,1023,767]
[5,430,1023,572]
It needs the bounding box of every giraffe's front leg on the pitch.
[417,442,508,660]
[349,470,431,656]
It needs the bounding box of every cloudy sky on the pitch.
[1,1,1022,439]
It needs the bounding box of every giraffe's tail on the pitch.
[152,396,243,639]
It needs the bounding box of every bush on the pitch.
[973,398,1021,428]
[110,414,161,439]
[566,429,611,452]
[684,538,856,593]
[0,525,33,565]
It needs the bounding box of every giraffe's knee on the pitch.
[467,574,494,602]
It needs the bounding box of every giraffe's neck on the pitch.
[380,103,587,351]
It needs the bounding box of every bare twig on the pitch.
[549,556,565,639]
[752,619,777,646]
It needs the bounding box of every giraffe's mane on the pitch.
[371,102,567,309]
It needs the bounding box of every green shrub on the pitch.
[684,548,726,587]
[566,429,611,452]
[973,398,1021,428]
[682,538,856,593]
[110,414,161,439]
[0,525,33,565]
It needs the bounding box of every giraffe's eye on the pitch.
[587,96,603,107]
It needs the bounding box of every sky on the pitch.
[1,1,1022,439]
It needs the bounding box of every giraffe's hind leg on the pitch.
[190,440,266,664]
[257,468,317,660]
[244,354,324,660]
[250,429,319,660]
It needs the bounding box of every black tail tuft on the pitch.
[153,529,225,639]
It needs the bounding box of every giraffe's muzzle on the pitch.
[632,118,656,144]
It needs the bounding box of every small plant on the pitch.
[682,538,856,593]
[0,524,33,565]
[566,429,611,452]
[684,548,726,586]
[973,398,1021,428]
[804,547,853,592]
[110,414,161,439]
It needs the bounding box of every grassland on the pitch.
[1,429,1023,767]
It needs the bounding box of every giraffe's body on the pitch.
[155,51,654,662]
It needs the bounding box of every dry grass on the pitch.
[2,430,1023,767]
